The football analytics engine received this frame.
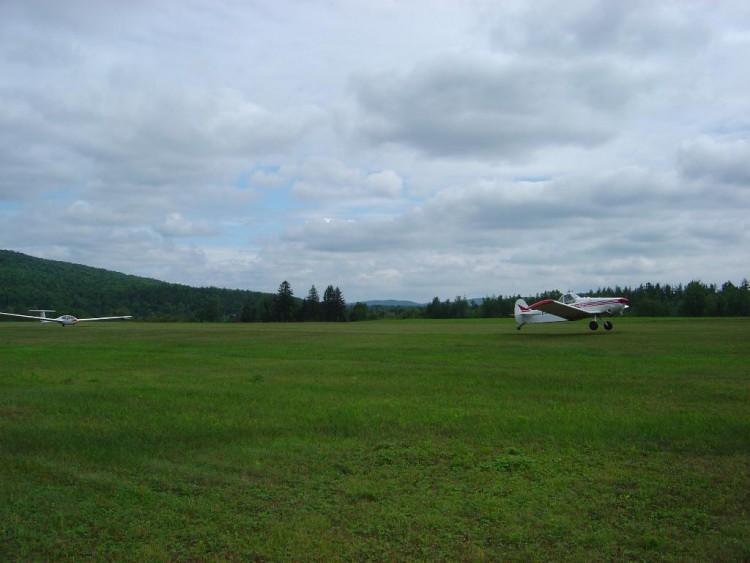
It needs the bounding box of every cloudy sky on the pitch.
[1,0,748,302]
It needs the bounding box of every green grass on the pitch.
[1,318,749,560]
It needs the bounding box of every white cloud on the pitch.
[678,136,750,186]
[353,52,650,159]
[364,170,402,198]
[488,0,709,60]
[156,213,216,238]
[287,159,404,204]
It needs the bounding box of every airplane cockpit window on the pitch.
[561,293,576,304]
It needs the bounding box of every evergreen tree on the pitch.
[452,296,469,318]
[680,280,709,316]
[424,297,443,318]
[299,285,322,321]
[322,285,347,321]
[724,279,750,316]
[274,280,295,322]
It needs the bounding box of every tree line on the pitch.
[244,278,750,322]
[234,281,349,323]
[1,250,748,322]
[414,280,750,320]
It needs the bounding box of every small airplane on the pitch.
[514,292,629,331]
[0,309,132,327]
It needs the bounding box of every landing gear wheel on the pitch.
[603,321,613,331]
[589,320,599,331]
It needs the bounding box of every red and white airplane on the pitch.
[0,309,132,327]
[514,292,629,331]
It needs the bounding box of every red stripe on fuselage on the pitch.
[528,299,555,308]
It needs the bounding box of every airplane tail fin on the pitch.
[514,299,529,329]
[514,299,566,329]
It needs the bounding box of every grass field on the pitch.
[1,318,748,561]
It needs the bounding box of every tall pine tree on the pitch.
[322,285,347,321]
[274,280,295,322]
[299,285,322,321]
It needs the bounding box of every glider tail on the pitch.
[30,309,55,319]
[30,309,56,324]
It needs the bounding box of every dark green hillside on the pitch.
[0,250,270,321]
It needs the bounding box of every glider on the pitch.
[0,309,132,326]
[515,292,628,331]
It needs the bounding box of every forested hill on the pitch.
[0,250,270,321]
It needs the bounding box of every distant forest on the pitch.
[423,280,750,320]
[0,250,268,322]
[1,250,748,322]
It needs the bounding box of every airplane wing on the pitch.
[77,316,132,322]
[0,312,62,323]
[528,300,592,321]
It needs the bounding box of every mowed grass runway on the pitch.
[1,318,748,561]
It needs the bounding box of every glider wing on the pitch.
[0,312,59,322]
[77,316,133,322]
